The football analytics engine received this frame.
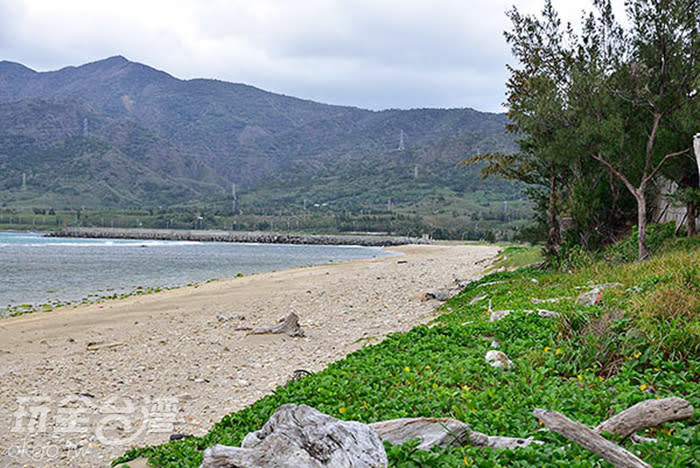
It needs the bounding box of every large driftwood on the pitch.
[595,397,694,439]
[533,409,651,468]
[370,417,540,451]
[249,313,304,337]
[201,404,387,468]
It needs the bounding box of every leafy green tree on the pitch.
[572,0,700,260]
[466,0,575,258]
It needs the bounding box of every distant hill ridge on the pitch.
[0,56,516,209]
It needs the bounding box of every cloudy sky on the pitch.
[0,0,625,112]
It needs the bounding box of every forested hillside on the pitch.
[0,56,529,238]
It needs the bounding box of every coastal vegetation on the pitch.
[115,228,700,467]
[0,199,532,241]
[468,0,700,261]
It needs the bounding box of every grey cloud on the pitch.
[0,0,620,112]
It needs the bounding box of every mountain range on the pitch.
[0,56,517,211]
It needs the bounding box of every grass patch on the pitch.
[488,244,543,270]
[115,241,699,468]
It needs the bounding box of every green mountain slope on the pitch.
[0,56,518,216]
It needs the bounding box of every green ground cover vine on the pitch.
[116,239,699,467]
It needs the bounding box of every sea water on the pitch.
[0,232,393,313]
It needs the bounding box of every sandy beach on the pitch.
[0,243,497,468]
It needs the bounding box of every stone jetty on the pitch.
[48,227,431,247]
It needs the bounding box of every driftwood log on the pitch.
[249,313,304,337]
[595,397,695,439]
[201,408,541,468]
[533,409,651,468]
[200,404,387,468]
[370,417,540,451]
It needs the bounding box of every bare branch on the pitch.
[644,147,691,184]
[592,152,638,196]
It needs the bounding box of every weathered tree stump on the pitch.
[200,404,387,468]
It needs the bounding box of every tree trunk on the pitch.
[547,163,561,257]
[635,189,649,261]
[687,199,697,237]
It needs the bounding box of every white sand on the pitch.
[0,243,497,467]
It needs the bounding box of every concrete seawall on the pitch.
[48,227,431,247]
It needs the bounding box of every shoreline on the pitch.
[1,232,397,317]
[49,227,431,247]
[0,243,497,468]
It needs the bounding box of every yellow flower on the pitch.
[432,383,439,389]
[599,376,605,382]
[363,402,369,408]
[424,365,431,370]
[577,375,583,381]
[633,351,642,359]
[317,387,321,393]
[640,383,649,391]
[404,366,411,372]
[554,348,562,355]
[544,346,551,352]
[338,407,346,414]
[464,455,471,466]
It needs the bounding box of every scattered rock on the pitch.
[485,350,513,369]
[575,288,602,307]
[531,297,572,304]
[535,309,561,318]
[216,315,230,322]
[169,433,193,441]
[490,310,513,322]
[456,278,473,289]
[592,282,624,290]
[288,369,312,383]
[200,404,387,468]
[425,290,451,301]
[491,308,560,321]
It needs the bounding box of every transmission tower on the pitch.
[398,130,405,151]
